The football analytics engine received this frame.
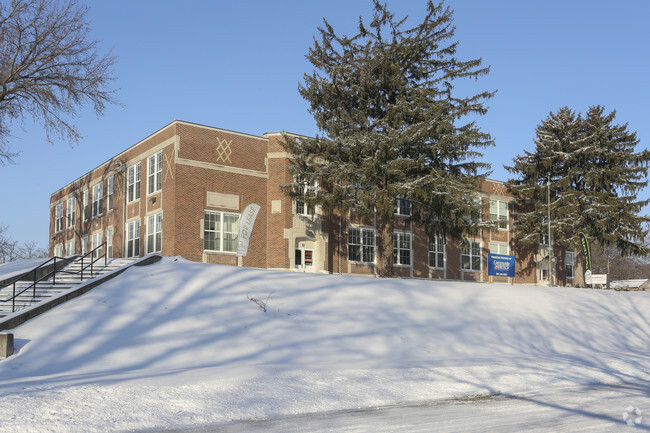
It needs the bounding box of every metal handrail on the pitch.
[0,242,107,313]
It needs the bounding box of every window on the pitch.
[395,196,411,216]
[92,183,103,218]
[82,189,89,221]
[65,239,75,256]
[490,199,508,229]
[127,162,141,203]
[147,151,163,194]
[204,211,239,252]
[81,235,88,255]
[296,179,316,216]
[393,232,412,266]
[55,203,63,233]
[565,251,574,279]
[126,220,140,258]
[107,176,114,211]
[540,232,549,246]
[91,231,102,259]
[66,197,76,228]
[54,244,63,257]
[348,227,375,263]
[429,236,446,269]
[461,240,481,272]
[489,242,509,255]
[106,227,113,259]
[146,212,162,254]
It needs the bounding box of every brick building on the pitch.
[49,120,582,286]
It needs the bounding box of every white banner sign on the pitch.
[236,203,260,257]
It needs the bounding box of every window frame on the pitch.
[393,231,412,266]
[394,196,411,216]
[428,236,446,269]
[489,242,509,255]
[347,227,376,263]
[92,182,103,218]
[107,176,114,211]
[66,197,76,228]
[127,162,141,203]
[106,227,114,259]
[565,251,574,279]
[489,199,509,230]
[54,202,64,233]
[461,239,482,272]
[295,179,316,216]
[126,219,140,258]
[65,239,75,256]
[147,151,163,195]
[146,212,162,254]
[203,210,240,253]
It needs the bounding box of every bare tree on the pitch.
[0,0,118,164]
[0,223,19,263]
[17,239,47,259]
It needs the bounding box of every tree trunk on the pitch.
[376,212,394,278]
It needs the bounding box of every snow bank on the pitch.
[0,257,649,432]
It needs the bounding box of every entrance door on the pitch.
[295,248,314,272]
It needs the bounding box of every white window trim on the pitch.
[490,199,509,230]
[127,162,141,203]
[394,196,411,217]
[203,210,240,253]
[107,176,114,212]
[428,236,446,269]
[66,197,76,228]
[92,183,103,218]
[106,227,114,259]
[461,239,482,273]
[347,226,376,264]
[126,219,141,258]
[147,151,163,195]
[146,212,163,254]
[489,242,509,255]
[393,231,412,267]
[54,202,64,233]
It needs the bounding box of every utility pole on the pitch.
[547,175,554,286]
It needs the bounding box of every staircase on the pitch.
[0,254,161,331]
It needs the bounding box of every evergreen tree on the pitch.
[506,106,650,259]
[283,1,494,277]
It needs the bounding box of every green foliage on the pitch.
[283,1,494,276]
[506,106,650,257]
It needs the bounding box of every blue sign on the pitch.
[488,254,515,277]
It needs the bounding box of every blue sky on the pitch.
[1,0,649,247]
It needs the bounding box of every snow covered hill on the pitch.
[0,257,649,432]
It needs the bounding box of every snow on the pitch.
[0,258,51,282]
[1,256,649,432]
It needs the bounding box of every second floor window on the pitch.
[127,162,141,203]
[107,176,114,211]
[395,196,411,216]
[490,199,508,229]
[296,179,316,216]
[148,151,163,194]
[92,183,103,217]
[55,203,63,233]
[66,197,76,228]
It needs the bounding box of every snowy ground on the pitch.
[0,257,649,432]
[0,257,50,282]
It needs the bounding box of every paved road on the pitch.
[138,383,650,433]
